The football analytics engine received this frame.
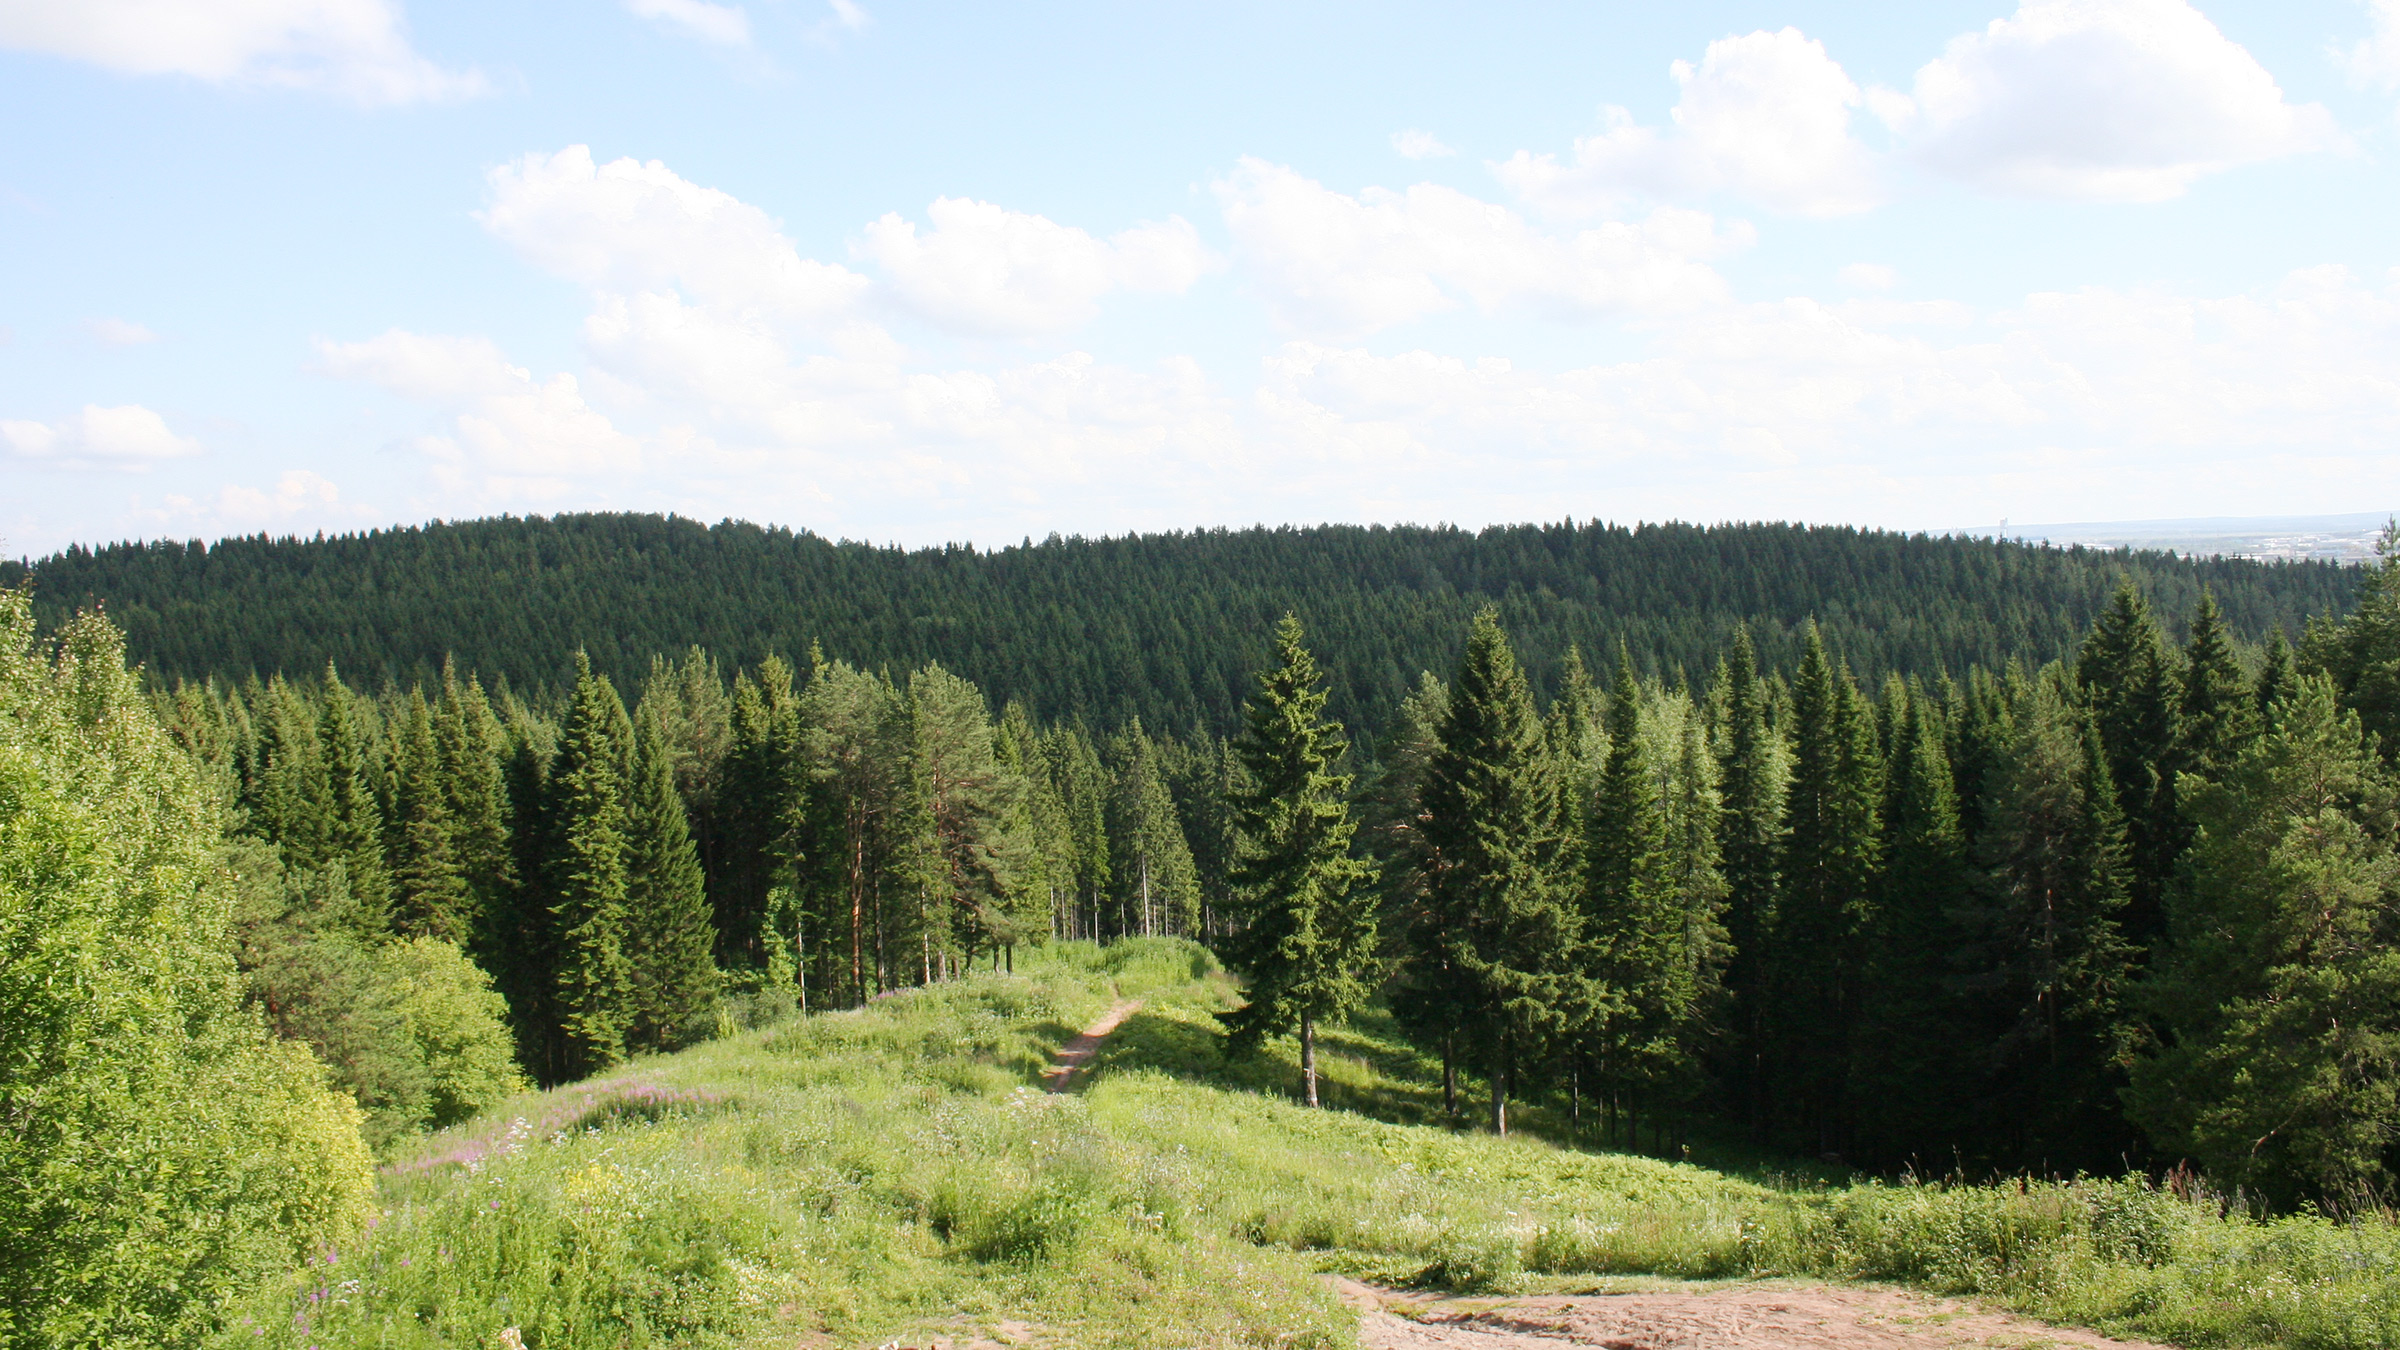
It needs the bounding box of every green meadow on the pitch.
[215,939,2400,1350]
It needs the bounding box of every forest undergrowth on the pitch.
[224,939,2400,1350]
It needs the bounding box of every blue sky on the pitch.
[3,0,2397,557]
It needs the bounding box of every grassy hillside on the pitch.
[10,513,2356,736]
[224,940,2400,1350]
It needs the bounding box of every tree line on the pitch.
[1319,537,2400,1209]
[156,645,1240,1088]
[12,512,2352,740]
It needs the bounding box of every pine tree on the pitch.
[714,659,796,969]
[999,700,1077,946]
[1049,726,1113,941]
[319,664,393,929]
[2257,629,2295,722]
[794,655,909,1002]
[1107,719,1199,939]
[626,697,719,1050]
[548,653,637,1081]
[1711,624,1785,1135]
[907,663,1023,973]
[1417,609,1589,1136]
[1859,679,1971,1161]
[1219,615,1380,1107]
[2178,590,2256,781]
[388,688,468,941]
[435,660,515,961]
[1960,671,2138,1169]
[2077,582,2182,947]
[2129,675,2400,1205]
[1770,624,1883,1156]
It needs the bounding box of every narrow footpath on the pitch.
[1336,1278,2179,1350]
[1043,999,1143,1092]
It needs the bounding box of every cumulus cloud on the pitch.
[1,404,200,468]
[85,317,159,345]
[856,198,1214,337]
[1496,28,1883,218]
[479,147,869,320]
[0,0,486,104]
[1245,265,2400,527]
[1215,158,1745,335]
[316,330,641,478]
[2337,0,2400,92]
[624,0,749,46]
[1391,129,1455,160]
[1889,0,2339,201]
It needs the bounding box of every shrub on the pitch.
[0,596,375,1348]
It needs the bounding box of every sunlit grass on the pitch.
[219,938,2400,1350]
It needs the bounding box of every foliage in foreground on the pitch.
[224,939,2400,1350]
[0,593,375,1350]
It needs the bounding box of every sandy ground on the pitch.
[1042,999,1143,1092]
[1335,1278,2177,1350]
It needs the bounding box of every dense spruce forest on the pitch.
[17,512,2400,1344]
[2,513,2354,736]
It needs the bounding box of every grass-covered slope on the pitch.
[226,941,2400,1350]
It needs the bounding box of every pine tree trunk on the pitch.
[1302,1014,1319,1108]
[1443,1031,1457,1118]
[1491,1035,1509,1137]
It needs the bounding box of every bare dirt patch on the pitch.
[1333,1277,2178,1350]
[1043,999,1143,1092]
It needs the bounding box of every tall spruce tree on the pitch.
[1770,624,1883,1156]
[388,688,468,941]
[2178,590,2256,781]
[1417,609,1590,1136]
[1960,671,2138,1169]
[627,697,719,1050]
[1585,649,1679,1133]
[1371,672,1468,1113]
[318,665,393,928]
[2078,582,2182,948]
[1859,679,1971,1161]
[907,663,1023,972]
[435,660,515,962]
[1219,616,1380,1107]
[1107,719,1200,938]
[1711,624,1785,1135]
[547,653,638,1081]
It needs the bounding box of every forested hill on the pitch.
[5,513,2357,736]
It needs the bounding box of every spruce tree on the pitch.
[626,697,719,1050]
[435,660,515,960]
[2077,582,2182,947]
[907,663,1023,971]
[389,688,468,941]
[714,660,796,969]
[1860,679,1970,1160]
[1219,615,1380,1107]
[548,653,637,1080]
[318,664,392,928]
[249,673,333,869]
[1107,719,1200,938]
[1710,624,1784,1134]
[1960,671,2138,1169]
[1369,672,1466,1113]
[2178,590,2255,780]
[1585,649,1678,1130]
[1770,624,1883,1156]
[2257,628,2295,725]
[1417,609,1589,1136]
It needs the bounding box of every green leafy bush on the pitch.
[0,594,376,1349]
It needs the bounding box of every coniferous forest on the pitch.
[14,512,2400,1344]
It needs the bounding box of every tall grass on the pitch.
[219,939,2400,1350]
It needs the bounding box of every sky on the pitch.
[3,0,2398,558]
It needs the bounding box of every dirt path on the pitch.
[1043,999,1143,1092]
[1333,1278,2177,1350]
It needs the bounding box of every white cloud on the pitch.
[1496,28,1883,218]
[0,0,486,104]
[479,147,870,321]
[1838,263,1899,291]
[1,404,200,468]
[1891,0,2339,201]
[827,0,867,31]
[624,0,749,46]
[2337,0,2400,92]
[316,330,641,478]
[1245,266,2400,528]
[1215,158,1745,335]
[856,198,1214,337]
[85,317,159,345]
[1391,129,1455,160]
